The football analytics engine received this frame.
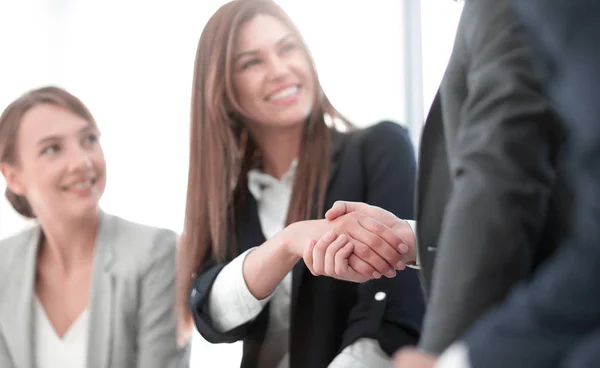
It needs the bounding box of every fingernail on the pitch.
[396,261,405,270]
[372,272,381,279]
[386,270,396,278]
[399,243,409,253]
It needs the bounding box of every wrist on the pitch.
[274,227,304,262]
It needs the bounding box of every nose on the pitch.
[68,146,93,172]
[266,53,289,80]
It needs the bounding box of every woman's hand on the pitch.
[303,232,370,283]
[281,212,409,281]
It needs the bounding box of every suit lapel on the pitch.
[417,91,451,292]
[0,227,40,368]
[86,211,116,368]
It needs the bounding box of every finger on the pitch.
[352,216,405,272]
[350,239,397,278]
[348,253,382,279]
[303,239,318,275]
[334,243,368,282]
[325,201,348,221]
[324,234,349,276]
[325,201,370,221]
[358,214,406,255]
[312,231,336,275]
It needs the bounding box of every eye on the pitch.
[280,42,297,54]
[83,133,99,146]
[241,58,261,70]
[41,144,59,156]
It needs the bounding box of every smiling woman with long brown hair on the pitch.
[177,0,425,367]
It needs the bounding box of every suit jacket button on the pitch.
[374,291,386,301]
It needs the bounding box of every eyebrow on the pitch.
[234,34,295,63]
[36,124,95,147]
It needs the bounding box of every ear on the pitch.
[0,163,25,196]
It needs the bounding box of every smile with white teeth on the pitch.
[268,86,299,101]
[71,180,93,190]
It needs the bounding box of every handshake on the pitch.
[281,201,417,283]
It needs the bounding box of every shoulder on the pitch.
[0,226,39,265]
[341,120,412,152]
[342,120,415,162]
[0,225,39,284]
[105,213,177,273]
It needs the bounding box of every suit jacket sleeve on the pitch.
[137,230,191,368]
[419,0,560,354]
[460,1,600,366]
[340,121,425,356]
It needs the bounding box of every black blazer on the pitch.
[189,121,425,368]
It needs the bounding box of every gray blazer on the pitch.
[0,211,190,368]
[415,0,566,355]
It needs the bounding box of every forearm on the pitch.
[420,185,537,354]
[242,231,301,300]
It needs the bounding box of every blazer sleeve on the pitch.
[419,0,561,354]
[137,230,191,368]
[340,121,426,356]
[188,256,269,344]
[459,1,600,366]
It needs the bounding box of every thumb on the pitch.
[325,201,350,221]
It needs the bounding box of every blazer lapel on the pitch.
[86,211,116,368]
[0,227,40,368]
[236,194,267,255]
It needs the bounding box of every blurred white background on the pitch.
[0,0,463,366]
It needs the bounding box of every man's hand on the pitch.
[393,348,437,368]
[326,201,417,265]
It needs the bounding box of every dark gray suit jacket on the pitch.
[0,211,190,368]
[457,0,600,366]
[415,0,566,354]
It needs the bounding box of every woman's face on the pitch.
[231,14,316,132]
[1,104,106,220]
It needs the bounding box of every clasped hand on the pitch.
[287,201,416,283]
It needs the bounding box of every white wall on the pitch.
[419,0,464,116]
[0,1,408,366]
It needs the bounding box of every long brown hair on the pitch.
[177,0,352,329]
[0,86,98,219]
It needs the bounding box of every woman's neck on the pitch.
[251,125,303,179]
[37,211,99,276]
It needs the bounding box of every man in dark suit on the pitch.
[423,0,600,366]
[325,0,566,362]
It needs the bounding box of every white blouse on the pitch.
[34,298,90,368]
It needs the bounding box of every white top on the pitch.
[208,160,391,368]
[34,298,90,368]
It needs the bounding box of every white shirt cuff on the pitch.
[207,247,274,332]
[404,220,420,269]
[328,338,390,368]
[435,342,471,368]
